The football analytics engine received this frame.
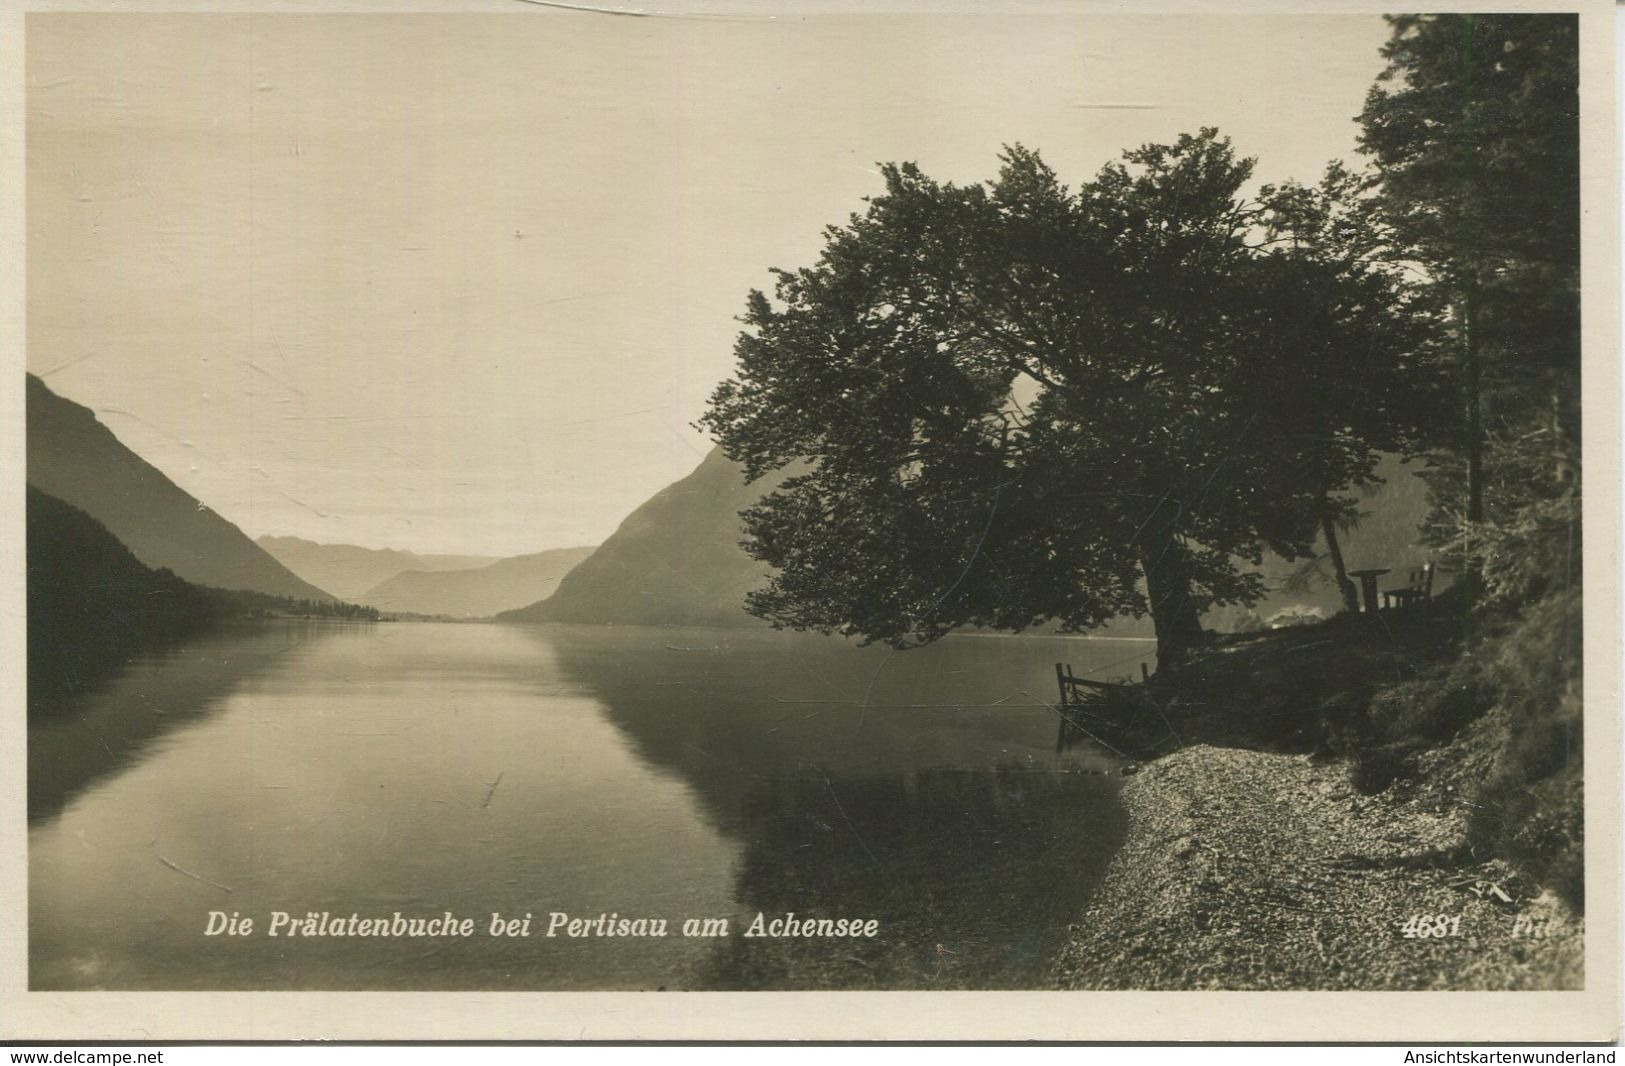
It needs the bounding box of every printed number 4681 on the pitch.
[1401,914,1461,938]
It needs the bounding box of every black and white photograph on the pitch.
[3,0,1618,1043]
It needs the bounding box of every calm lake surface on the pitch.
[29,620,1151,990]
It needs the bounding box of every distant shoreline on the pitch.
[489,617,1160,642]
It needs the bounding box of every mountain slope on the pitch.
[359,546,596,618]
[27,485,222,701]
[503,446,1436,634]
[500,447,778,627]
[27,374,333,601]
[256,535,499,603]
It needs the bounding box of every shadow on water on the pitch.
[28,619,345,824]
[535,624,1141,988]
[701,766,1128,989]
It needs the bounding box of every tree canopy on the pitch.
[701,130,1430,665]
[1357,14,1580,527]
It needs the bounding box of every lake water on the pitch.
[28,620,1151,991]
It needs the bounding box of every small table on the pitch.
[1348,569,1391,614]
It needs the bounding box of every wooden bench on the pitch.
[1382,562,1435,610]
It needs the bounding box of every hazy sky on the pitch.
[27,10,1393,556]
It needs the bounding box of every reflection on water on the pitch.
[30,621,1151,990]
[704,768,1125,989]
[541,626,1139,989]
[28,620,336,824]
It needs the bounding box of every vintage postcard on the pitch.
[1,0,1618,1043]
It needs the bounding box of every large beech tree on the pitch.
[700,131,1427,667]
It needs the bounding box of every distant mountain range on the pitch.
[27,367,1434,641]
[499,447,781,628]
[357,547,596,618]
[501,447,1436,635]
[256,536,500,603]
[27,374,333,602]
[257,536,595,617]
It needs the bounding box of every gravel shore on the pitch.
[1052,743,1583,990]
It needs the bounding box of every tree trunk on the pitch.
[1459,19,1485,604]
[1464,282,1484,524]
[1139,531,1206,673]
[1321,513,1359,615]
[1458,281,1485,610]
